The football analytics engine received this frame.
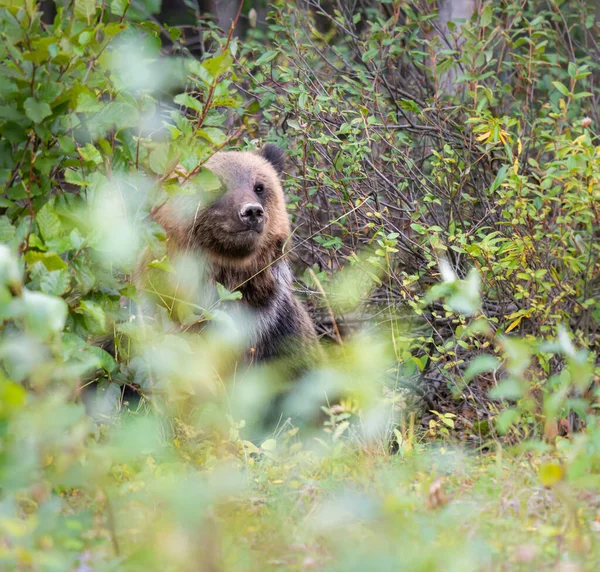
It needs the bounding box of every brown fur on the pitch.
[140,145,318,363]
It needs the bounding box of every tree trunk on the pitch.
[436,0,477,95]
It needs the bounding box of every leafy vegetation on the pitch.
[0,1,599,570]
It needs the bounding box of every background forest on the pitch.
[0,0,599,570]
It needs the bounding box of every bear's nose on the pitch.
[239,203,265,231]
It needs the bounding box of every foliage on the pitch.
[0,0,599,570]
[239,0,600,428]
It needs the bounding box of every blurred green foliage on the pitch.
[0,0,599,570]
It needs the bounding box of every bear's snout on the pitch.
[239,203,265,233]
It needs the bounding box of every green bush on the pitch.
[241,0,600,428]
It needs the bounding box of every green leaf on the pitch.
[212,97,239,108]
[398,99,420,114]
[0,245,21,289]
[495,408,519,434]
[78,143,102,165]
[198,128,226,146]
[148,257,175,273]
[23,38,54,64]
[490,164,509,193]
[78,299,106,333]
[75,91,104,113]
[552,81,570,97]
[120,0,161,21]
[0,105,26,122]
[573,91,593,100]
[24,251,68,271]
[254,51,277,67]
[362,48,378,63]
[72,259,96,294]
[78,31,93,45]
[435,58,454,75]
[86,345,118,373]
[40,269,70,296]
[203,52,233,78]
[74,0,97,21]
[446,269,481,316]
[0,216,16,242]
[21,289,68,338]
[24,98,52,123]
[110,0,127,17]
[186,59,212,84]
[36,202,61,242]
[480,5,493,27]
[410,223,426,234]
[64,169,88,187]
[117,321,147,341]
[464,355,500,383]
[70,229,85,251]
[216,282,242,301]
[165,25,183,41]
[488,378,523,400]
[190,168,222,192]
[149,144,170,175]
[173,93,203,113]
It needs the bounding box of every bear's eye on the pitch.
[254,183,265,196]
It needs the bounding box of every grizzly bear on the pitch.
[139,144,318,367]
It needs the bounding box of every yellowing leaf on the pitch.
[538,462,563,487]
[0,518,33,537]
[505,316,523,333]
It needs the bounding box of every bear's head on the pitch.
[155,145,291,265]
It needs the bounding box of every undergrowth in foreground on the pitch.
[0,1,599,570]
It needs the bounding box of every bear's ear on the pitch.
[259,144,286,177]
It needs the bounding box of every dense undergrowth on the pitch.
[0,0,599,570]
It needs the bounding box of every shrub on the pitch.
[240,0,600,425]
